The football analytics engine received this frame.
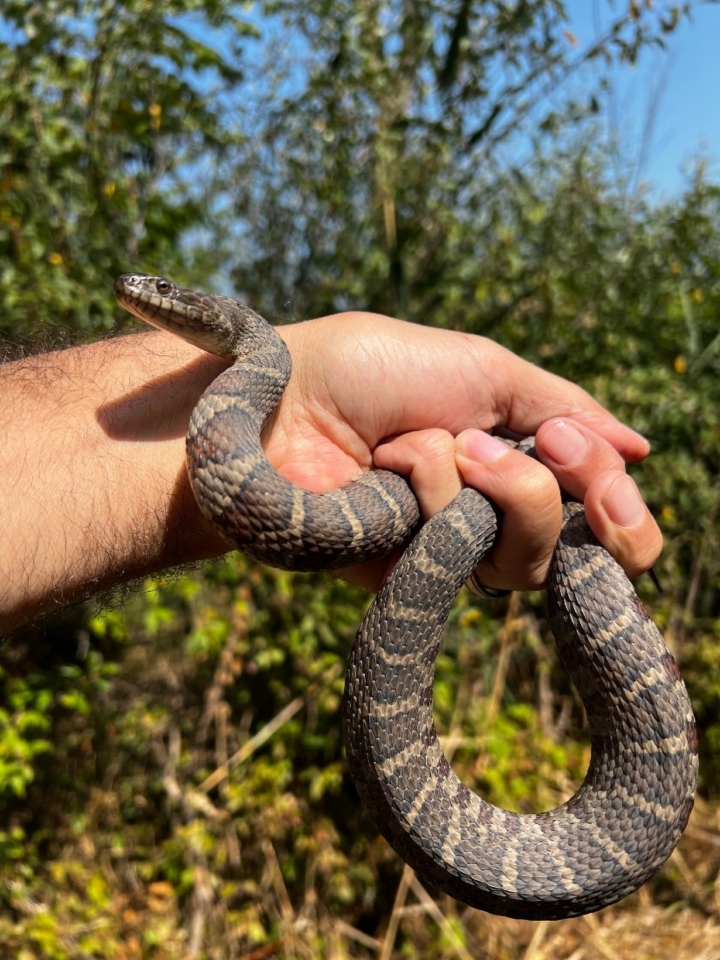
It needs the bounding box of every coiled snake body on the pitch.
[115,274,698,921]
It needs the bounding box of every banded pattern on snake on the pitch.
[115,273,698,921]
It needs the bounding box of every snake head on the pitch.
[114,274,265,360]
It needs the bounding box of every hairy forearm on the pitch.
[0,307,660,634]
[0,331,229,633]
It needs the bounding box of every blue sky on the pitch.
[567,2,720,196]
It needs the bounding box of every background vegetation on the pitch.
[2,1,720,958]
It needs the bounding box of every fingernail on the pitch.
[602,475,645,527]
[457,430,509,463]
[619,423,651,452]
[542,420,589,466]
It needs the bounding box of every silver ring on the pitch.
[465,571,512,599]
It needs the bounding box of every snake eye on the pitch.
[155,278,171,295]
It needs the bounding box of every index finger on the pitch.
[479,338,649,463]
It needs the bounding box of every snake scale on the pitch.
[115,273,698,921]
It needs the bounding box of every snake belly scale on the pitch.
[115,273,698,921]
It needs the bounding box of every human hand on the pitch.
[0,307,660,633]
[273,312,661,592]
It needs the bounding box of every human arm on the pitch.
[0,331,228,633]
[0,313,660,633]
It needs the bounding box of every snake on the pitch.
[115,273,698,921]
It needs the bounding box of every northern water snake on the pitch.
[115,273,698,921]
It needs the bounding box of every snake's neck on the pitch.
[198,321,292,434]
[220,304,282,361]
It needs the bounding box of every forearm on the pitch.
[0,307,660,634]
[0,331,228,633]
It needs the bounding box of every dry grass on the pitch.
[229,798,720,960]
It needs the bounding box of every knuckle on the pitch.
[512,459,559,510]
[414,429,455,464]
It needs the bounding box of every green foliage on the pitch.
[0,671,52,799]
[0,0,253,336]
[0,0,693,335]
[227,0,695,320]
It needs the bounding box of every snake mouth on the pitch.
[114,273,231,355]
[114,274,183,329]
